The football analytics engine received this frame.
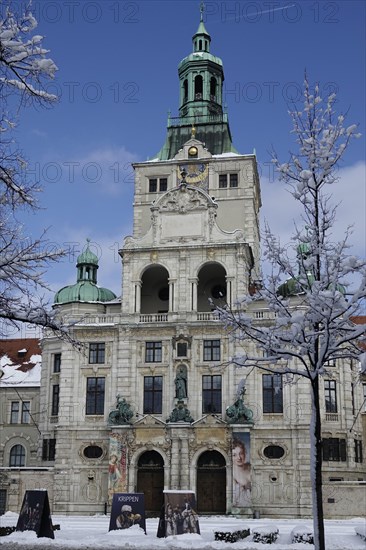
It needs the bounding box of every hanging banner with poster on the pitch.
[158,490,200,537]
[16,490,54,539]
[108,433,128,503]
[109,493,146,533]
[232,432,251,507]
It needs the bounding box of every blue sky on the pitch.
[13,0,366,314]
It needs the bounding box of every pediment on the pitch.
[174,138,212,161]
[192,414,227,427]
[133,414,166,427]
[152,184,216,215]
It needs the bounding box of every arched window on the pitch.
[210,77,217,101]
[195,75,203,100]
[183,79,188,103]
[199,39,202,50]
[9,444,25,467]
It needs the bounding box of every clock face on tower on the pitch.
[178,163,208,190]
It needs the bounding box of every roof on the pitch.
[55,281,117,304]
[0,338,42,387]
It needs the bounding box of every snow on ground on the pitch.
[0,513,365,549]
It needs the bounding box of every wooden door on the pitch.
[197,451,226,513]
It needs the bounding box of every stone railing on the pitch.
[325,413,339,422]
[139,313,169,323]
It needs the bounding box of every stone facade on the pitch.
[1,13,365,519]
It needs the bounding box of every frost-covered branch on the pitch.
[0,2,67,337]
[218,75,365,550]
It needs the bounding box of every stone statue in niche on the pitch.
[175,365,187,399]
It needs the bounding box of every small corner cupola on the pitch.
[54,239,117,305]
[193,2,211,53]
[77,238,99,284]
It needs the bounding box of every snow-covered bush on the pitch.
[291,524,314,544]
[0,526,16,536]
[252,525,279,544]
[214,528,250,542]
[355,525,366,541]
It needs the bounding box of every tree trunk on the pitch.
[310,377,325,550]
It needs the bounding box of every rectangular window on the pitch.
[149,178,167,192]
[202,375,222,414]
[89,343,105,364]
[86,377,105,415]
[177,342,187,357]
[53,353,61,373]
[219,174,227,188]
[42,439,56,461]
[145,341,162,363]
[159,178,168,192]
[263,374,283,413]
[324,380,337,413]
[149,178,157,192]
[323,438,347,461]
[51,385,60,416]
[21,401,30,424]
[219,173,239,188]
[203,339,220,361]
[355,439,363,463]
[143,376,162,414]
[10,402,19,424]
[229,173,238,187]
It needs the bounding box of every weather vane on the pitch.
[200,1,205,21]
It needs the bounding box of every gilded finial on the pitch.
[191,124,196,138]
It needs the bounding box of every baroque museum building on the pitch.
[0,15,365,518]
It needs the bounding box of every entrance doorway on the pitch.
[137,451,164,514]
[0,489,6,515]
[196,450,226,513]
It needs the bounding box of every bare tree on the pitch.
[0,2,70,338]
[218,77,365,550]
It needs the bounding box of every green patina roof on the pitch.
[194,19,210,39]
[155,7,237,161]
[54,281,116,304]
[54,240,117,304]
[77,246,98,266]
[178,51,223,69]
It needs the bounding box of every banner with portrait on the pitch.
[158,490,200,537]
[109,493,146,533]
[108,433,128,503]
[232,432,251,507]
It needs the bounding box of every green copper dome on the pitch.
[76,247,98,266]
[54,240,117,304]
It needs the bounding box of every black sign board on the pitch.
[16,490,54,539]
[109,493,146,534]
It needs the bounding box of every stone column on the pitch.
[189,277,198,311]
[226,276,234,307]
[168,279,176,312]
[134,281,141,313]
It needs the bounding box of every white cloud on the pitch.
[260,161,366,260]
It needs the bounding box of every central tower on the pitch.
[157,7,237,160]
